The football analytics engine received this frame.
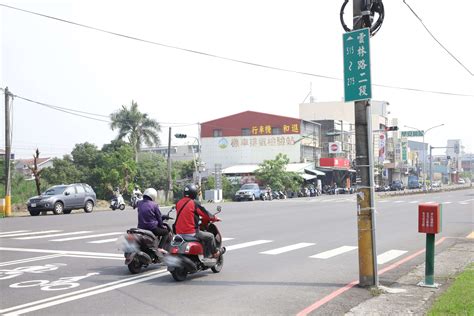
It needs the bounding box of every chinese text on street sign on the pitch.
[401,130,424,137]
[343,28,371,102]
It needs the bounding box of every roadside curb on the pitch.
[346,238,474,315]
[376,184,471,199]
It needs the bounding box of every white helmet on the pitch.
[143,188,158,202]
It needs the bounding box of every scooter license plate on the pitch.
[31,203,36,207]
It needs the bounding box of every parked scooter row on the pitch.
[118,205,225,281]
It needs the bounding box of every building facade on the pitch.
[200,111,321,171]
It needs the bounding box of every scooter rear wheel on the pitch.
[119,204,126,211]
[171,268,187,281]
[128,258,142,274]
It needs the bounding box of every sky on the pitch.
[1,0,473,159]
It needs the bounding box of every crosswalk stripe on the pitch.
[51,232,122,242]
[377,250,407,264]
[0,230,62,238]
[88,238,118,244]
[409,201,419,204]
[309,246,357,259]
[226,240,273,251]
[260,243,315,255]
[15,231,93,240]
[221,238,234,241]
[0,230,30,236]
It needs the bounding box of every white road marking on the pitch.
[260,243,315,255]
[409,201,419,204]
[87,238,118,244]
[221,237,234,241]
[459,198,474,203]
[51,232,122,242]
[377,250,407,265]
[62,254,122,260]
[0,247,123,258]
[309,246,357,259]
[0,269,169,315]
[0,254,65,267]
[459,202,469,205]
[226,240,273,251]
[0,230,30,235]
[423,201,435,204]
[394,201,405,203]
[0,230,62,238]
[378,200,389,203]
[443,202,452,204]
[15,231,92,240]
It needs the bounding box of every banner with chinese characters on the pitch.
[218,135,296,149]
[250,123,300,135]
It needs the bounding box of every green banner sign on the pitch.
[343,28,371,102]
[401,130,424,137]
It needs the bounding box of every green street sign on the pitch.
[401,138,408,161]
[401,130,424,137]
[343,28,371,102]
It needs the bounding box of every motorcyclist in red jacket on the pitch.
[175,184,222,258]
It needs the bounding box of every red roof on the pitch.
[201,111,302,137]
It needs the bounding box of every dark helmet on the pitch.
[183,184,198,199]
[134,185,139,190]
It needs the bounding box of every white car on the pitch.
[457,178,465,184]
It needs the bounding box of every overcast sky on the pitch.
[1,0,473,159]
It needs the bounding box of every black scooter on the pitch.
[119,207,174,274]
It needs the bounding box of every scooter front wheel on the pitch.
[211,255,224,273]
[128,258,142,274]
[171,268,187,281]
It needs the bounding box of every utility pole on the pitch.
[353,0,378,287]
[4,87,12,216]
[166,127,172,203]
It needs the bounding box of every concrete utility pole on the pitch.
[353,0,378,287]
[4,87,12,216]
[166,127,172,203]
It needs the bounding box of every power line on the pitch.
[403,0,473,76]
[1,3,473,97]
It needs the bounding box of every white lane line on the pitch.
[88,238,118,244]
[14,231,93,240]
[459,202,469,205]
[0,247,123,258]
[0,230,62,238]
[260,243,315,255]
[221,237,234,241]
[378,200,389,203]
[443,202,452,204]
[226,240,273,251]
[0,269,168,315]
[0,254,65,267]
[309,246,357,259]
[0,230,30,235]
[377,250,407,265]
[63,254,123,260]
[409,201,420,204]
[51,232,122,242]
[393,201,405,203]
[423,201,435,204]
[459,198,474,203]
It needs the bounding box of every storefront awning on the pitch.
[301,173,317,180]
[304,168,326,176]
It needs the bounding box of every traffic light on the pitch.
[385,126,398,131]
[174,133,187,139]
[453,143,459,154]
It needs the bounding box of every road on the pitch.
[1,189,472,315]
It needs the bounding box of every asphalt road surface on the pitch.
[1,189,472,315]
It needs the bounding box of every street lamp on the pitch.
[404,124,444,190]
[175,133,202,200]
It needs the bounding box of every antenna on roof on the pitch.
[301,82,315,104]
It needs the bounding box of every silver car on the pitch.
[27,183,96,216]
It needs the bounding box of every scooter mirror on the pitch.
[216,205,222,213]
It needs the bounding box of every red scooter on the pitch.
[166,206,225,281]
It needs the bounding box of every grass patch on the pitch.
[428,263,474,315]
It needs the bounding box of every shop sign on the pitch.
[320,157,350,169]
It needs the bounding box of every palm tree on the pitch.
[110,101,161,162]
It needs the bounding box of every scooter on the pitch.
[166,206,225,281]
[119,208,174,274]
[130,194,142,209]
[110,194,126,211]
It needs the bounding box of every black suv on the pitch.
[27,183,96,216]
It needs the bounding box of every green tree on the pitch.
[255,153,302,191]
[41,155,82,186]
[110,101,161,162]
[136,152,167,190]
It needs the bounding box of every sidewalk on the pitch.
[346,238,474,315]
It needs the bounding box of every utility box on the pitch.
[418,203,442,234]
